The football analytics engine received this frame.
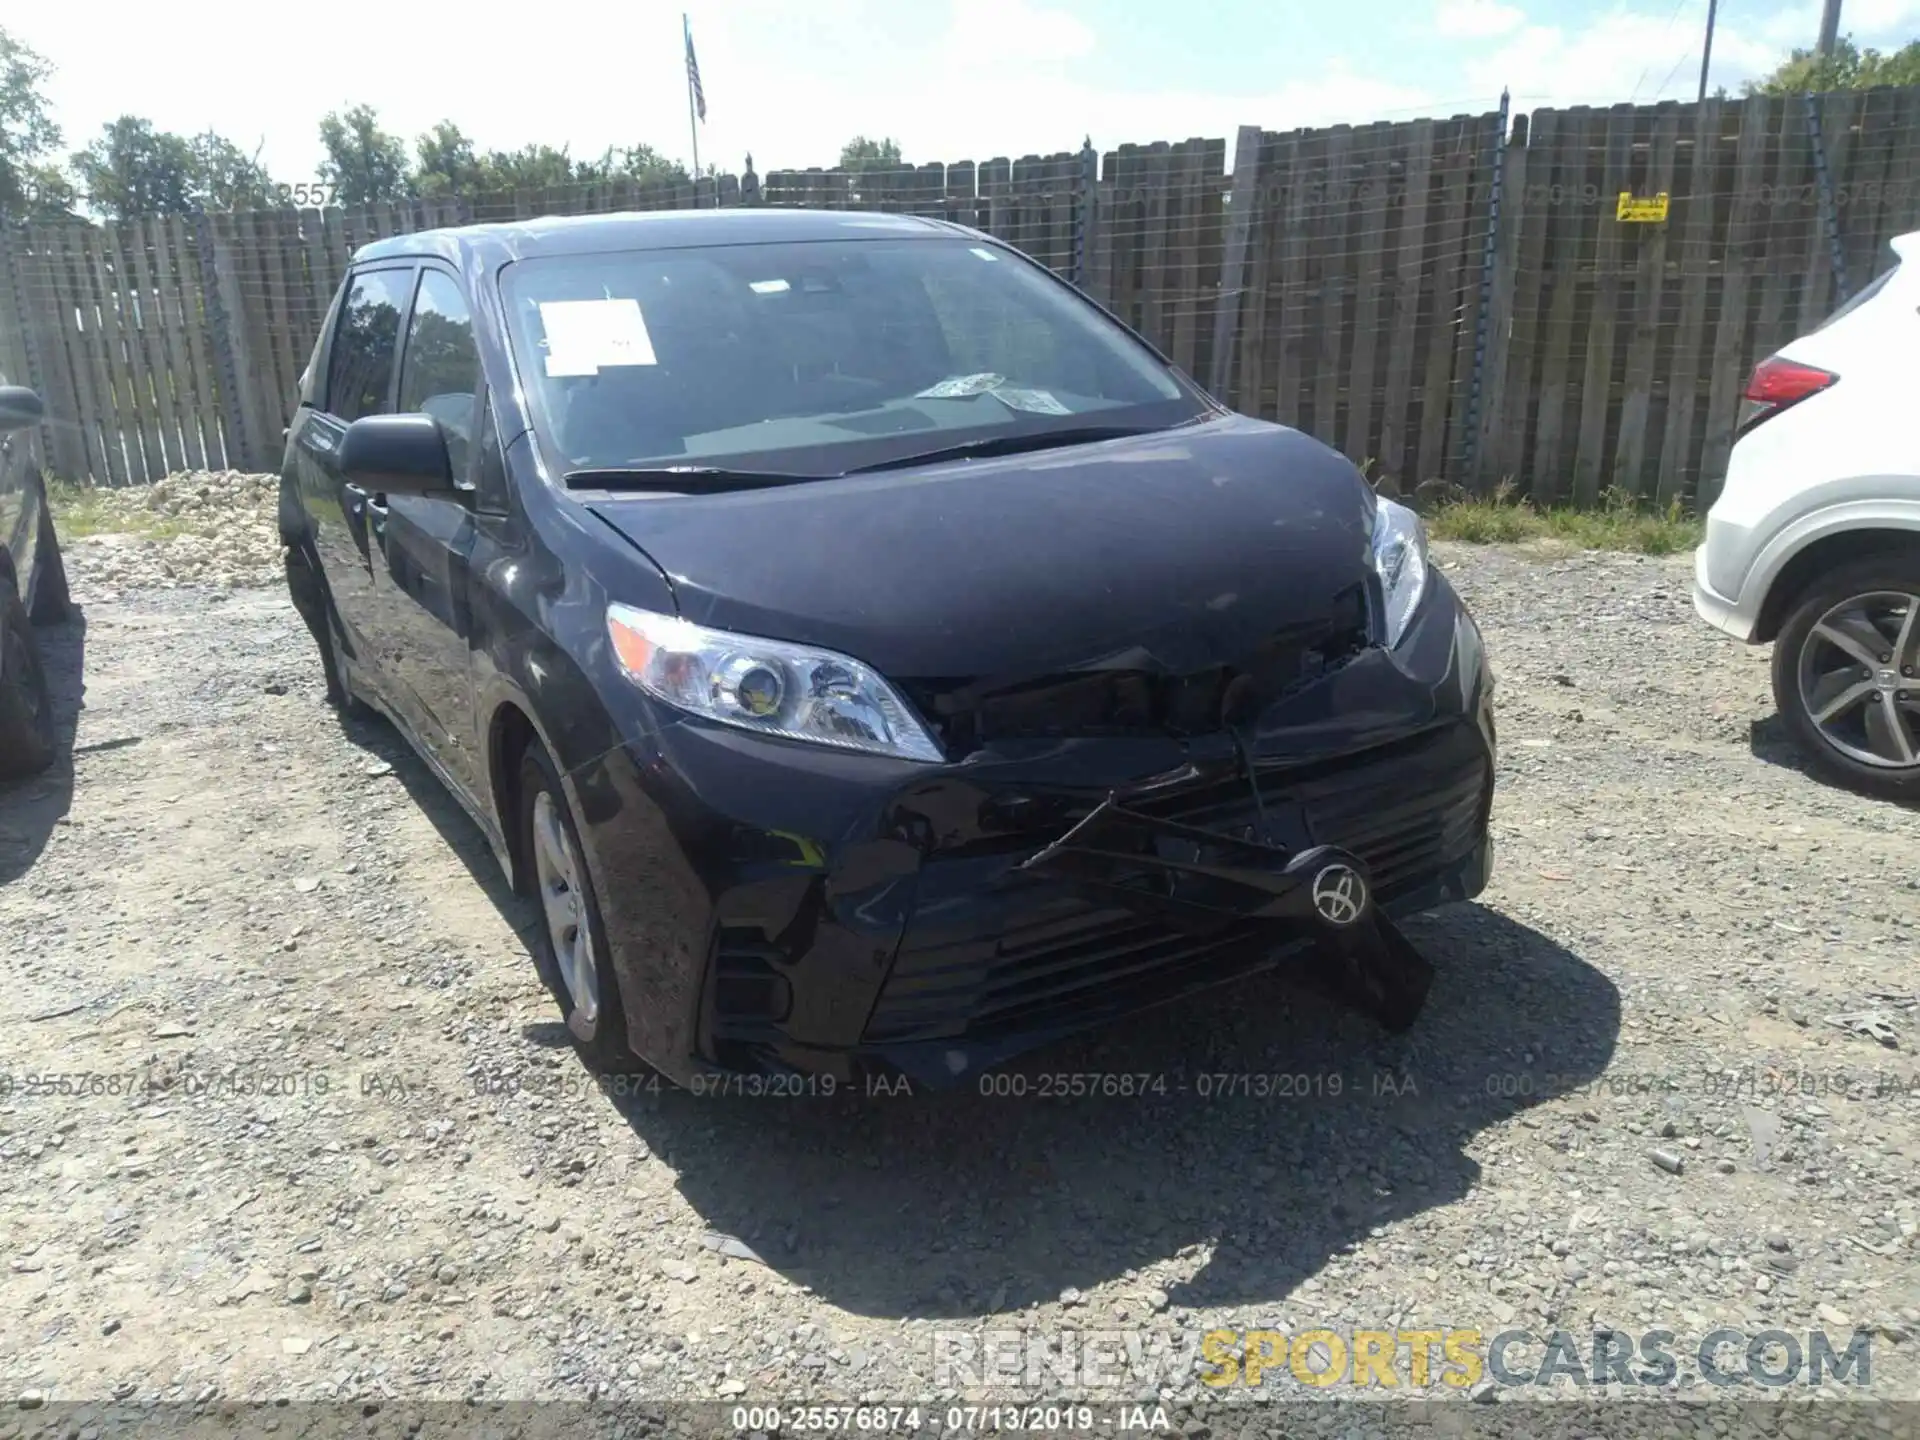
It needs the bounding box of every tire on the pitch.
[517,741,636,1073]
[1770,554,1920,801]
[27,496,71,625]
[0,587,56,782]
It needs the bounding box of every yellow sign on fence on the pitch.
[1616,191,1671,222]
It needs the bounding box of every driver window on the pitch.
[397,269,481,482]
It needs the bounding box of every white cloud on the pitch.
[945,0,1097,58]
[21,0,1915,197]
[1465,4,1804,109]
[1435,0,1527,39]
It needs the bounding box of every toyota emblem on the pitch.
[1312,863,1368,926]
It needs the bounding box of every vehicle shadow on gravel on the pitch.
[0,608,86,886]
[318,707,1621,1321]
[611,903,1620,1320]
[1746,715,1920,810]
[329,708,544,941]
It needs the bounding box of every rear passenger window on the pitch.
[398,270,482,480]
[326,268,413,422]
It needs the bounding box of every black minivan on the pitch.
[0,383,68,781]
[280,208,1496,1088]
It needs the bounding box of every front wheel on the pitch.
[518,741,637,1073]
[0,587,56,782]
[1771,555,1920,800]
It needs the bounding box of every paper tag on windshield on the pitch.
[538,299,658,377]
[916,372,1004,399]
[990,386,1071,416]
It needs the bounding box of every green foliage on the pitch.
[413,121,484,197]
[318,104,410,205]
[71,116,197,219]
[70,116,277,218]
[1745,37,1920,94]
[839,135,903,174]
[1426,486,1703,555]
[188,131,275,210]
[599,143,691,186]
[413,126,690,198]
[475,142,579,192]
[0,26,67,219]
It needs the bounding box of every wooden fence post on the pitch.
[1208,125,1263,407]
[1073,139,1099,296]
[0,226,48,471]
[1461,90,1511,489]
[193,211,256,471]
[1473,101,1526,493]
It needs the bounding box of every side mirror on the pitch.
[338,413,459,499]
[0,386,45,435]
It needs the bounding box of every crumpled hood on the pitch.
[585,413,1376,685]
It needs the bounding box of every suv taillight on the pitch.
[1738,356,1837,433]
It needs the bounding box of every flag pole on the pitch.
[684,13,702,203]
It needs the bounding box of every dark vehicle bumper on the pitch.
[568,578,1496,1089]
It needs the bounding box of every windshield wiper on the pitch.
[841,424,1167,475]
[564,465,824,493]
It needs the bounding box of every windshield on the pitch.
[498,237,1206,478]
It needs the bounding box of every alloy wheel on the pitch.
[531,789,600,1024]
[1794,590,1920,770]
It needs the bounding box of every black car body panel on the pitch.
[0,423,59,624]
[279,209,1496,1088]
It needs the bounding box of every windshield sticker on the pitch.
[969,247,999,261]
[916,373,1005,399]
[749,279,791,294]
[537,298,658,377]
[990,386,1072,416]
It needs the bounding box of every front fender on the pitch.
[1744,496,1920,617]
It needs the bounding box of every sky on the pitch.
[15,0,1920,184]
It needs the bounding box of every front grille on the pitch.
[901,586,1372,757]
[863,722,1489,1044]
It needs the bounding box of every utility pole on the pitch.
[1698,0,1718,101]
[1816,0,1842,56]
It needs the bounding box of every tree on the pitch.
[475,143,578,192]
[413,121,484,197]
[318,104,409,204]
[839,135,903,175]
[1746,36,1920,93]
[189,130,275,210]
[596,143,690,187]
[71,116,197,219]
[71,116,278,217]
[0,26,67,219]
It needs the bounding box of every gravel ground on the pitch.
[2,488,1918,1436]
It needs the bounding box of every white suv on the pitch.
[1694,231,1920,799]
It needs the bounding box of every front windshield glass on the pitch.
[498,236,1205,477]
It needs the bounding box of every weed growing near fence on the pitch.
[1428,488,1702,556]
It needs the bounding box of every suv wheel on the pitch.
[518,741,637,1073]
[0,587,56,782]
[1771,556,1920,799]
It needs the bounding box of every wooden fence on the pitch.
[2,85,1917,505]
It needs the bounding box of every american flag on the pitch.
[685,18,706,122]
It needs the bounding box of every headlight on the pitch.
[1370,495,1430,647]
[605,603,944,762]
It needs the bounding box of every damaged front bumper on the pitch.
[571,578,1496,1089]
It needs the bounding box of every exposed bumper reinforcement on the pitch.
[1014,794,1433,1034]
